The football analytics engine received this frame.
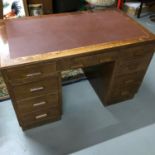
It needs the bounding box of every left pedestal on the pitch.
[1,61,62,130]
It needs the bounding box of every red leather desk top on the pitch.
[5,10,147,58]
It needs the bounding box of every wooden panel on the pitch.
[72,55,99,68]
[97,52,116,64]
[20,107,61,127]
[6,62,56,85]
[16,93,59,114]
[116,56,152,75]
[111,84,140,97]
[120,45,154,59]
[56,58,71,71]
[114,71,145,88]
[108,92,134,104]
[13,76,58,101]
[71,51,116,69]
[57,51,116,71]
[106,71,147,105]
[108,82,140,104]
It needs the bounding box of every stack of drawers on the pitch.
[4,62,61,129]
[107,46,154,104]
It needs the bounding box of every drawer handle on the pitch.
[30,86,44,92]
[125,79,134,84]
[26,72,42,77]
[35,113,47,119]
[72,64,84,69]
[33,101,46,107]
[99,58,112,63]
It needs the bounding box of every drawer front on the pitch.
[120,46,154,59]
[71,55,99,68]
[117,57,152,75]
[97,52,115,64]
[111,74,142,99]
[16,93,59,114]
[111,85,139,97]
[109,87,136,103]
[13,76,59,101]
[57,52,115,71]
[57,58,71,71]
[20,108,61,126]
[107,82,136,104]
[108,92,134,104]
[6,62,56,84]
[106,71,146,104]
[114,72,144,88]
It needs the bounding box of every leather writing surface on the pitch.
[6,10,147,58]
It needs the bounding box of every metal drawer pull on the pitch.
[33,101,46,107]
[26,72,41,77]
[35,114,47,119]
[99,58,111,63]
[125,79,134,84]
[72,64,83,69]
[30,86,44,92]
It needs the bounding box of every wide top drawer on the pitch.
[5,62,56,84]
[57,51,116,71]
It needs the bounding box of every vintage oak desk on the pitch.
[0,10,155,130]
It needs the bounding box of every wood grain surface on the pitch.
[0,9,155,68]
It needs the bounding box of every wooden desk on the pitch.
[0,9,155,130]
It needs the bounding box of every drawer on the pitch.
[57,52,115,71]
[57,56,96,70]
[6,62,56,84]
[114,72,144,88]
[57,58,72,71]
[117,57,151,75]
[20,107,61,126]
[71,53,115,68]
[120,46,154,59]
[16,93,59,114]
[131,49,153,58]
[97,52,116,63]
[111,84,139,99]
[13,76,59,101]
[71,55,98,68]
[109,89,134,104]
[108,92,134,104]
